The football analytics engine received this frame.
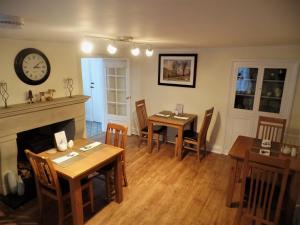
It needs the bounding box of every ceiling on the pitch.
[0,0,300,48]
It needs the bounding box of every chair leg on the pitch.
[138,134,142,148]
[156,134,160,151]
[122,153,128,186]
[57,198,64,225]
[105,171,112,202]
[175,137,178,157]
[88,180,94,213]
[163,129,167,143]
[122,163,128,187]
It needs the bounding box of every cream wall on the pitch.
[129,46,300,152]
[0,38,82,105]
[2,38,299,153]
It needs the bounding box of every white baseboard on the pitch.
[209,145,225,155]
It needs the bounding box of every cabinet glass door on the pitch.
[259,68,286,113]
[234,67,258,110]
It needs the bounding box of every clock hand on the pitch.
[33,61,42,69]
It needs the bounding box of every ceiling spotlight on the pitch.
[131,47,140,56]
[145,48,154,57]
[107,43,117,54]
[81,40,94,54]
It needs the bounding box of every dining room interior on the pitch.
[0,1,300,225]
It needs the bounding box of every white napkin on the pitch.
[156,113,170,117]
[174,115,189,120]
[79,141,101,151]
[52,151,79,164]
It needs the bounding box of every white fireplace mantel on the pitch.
[0,95,89,195]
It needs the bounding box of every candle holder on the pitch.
[65,78,74,97]
[0,81,9,108]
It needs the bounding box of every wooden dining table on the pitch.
[38,139,124,225]
[226,135,300,208]
[148,110,197,159]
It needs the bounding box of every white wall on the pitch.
[0,38,82,105]
[129,46,300,152]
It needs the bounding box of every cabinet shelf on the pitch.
[260,96,282,100]
[235,94,255,97]
[263,80,285,83]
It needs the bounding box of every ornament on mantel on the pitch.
[0,81,9,108]
[65,78,74,97]
[27,90,34,104]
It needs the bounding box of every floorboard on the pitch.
[0,135,237,225]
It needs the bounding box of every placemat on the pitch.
[52,153,86,168]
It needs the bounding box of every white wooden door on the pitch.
[103,59,131,135]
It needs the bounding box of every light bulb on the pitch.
[131,47,140,56]
[81,40,94,54]
[107,44,117,54]
[145,48,154,57]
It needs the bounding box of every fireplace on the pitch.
[0,95,89,195]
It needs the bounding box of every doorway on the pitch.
[81,58,131,138]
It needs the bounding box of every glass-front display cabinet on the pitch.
[225,60,298,151]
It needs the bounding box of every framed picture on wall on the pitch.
[158,54,198,88]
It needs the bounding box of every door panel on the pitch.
[103,59,131,135]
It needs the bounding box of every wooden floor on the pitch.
[0,135,237,225]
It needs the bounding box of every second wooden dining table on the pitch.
[38,138,124,225]
[148,110,197,159]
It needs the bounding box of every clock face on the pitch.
[14,48,51,85]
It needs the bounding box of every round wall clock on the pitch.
[14,48,51,85]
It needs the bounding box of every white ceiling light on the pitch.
[145,48,154,57]
[84,35,154,57]
[107,43,117,54]
[81,40,94,54]
[131,47,140,56]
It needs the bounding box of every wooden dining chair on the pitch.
[234,150,290,225]
[175,107,214,160]
[256,116,286,143]
[25,149,94,225]
[135,99,167,150]
[96,123,128,202]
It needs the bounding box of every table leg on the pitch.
[191,117,198,132]
[148,121,153,153]
[69,178,83,225]
[226,158,239,207]
[177,126,184,160]
[114,153,123,203]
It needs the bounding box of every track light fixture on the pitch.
[81,40,94,54]
[81,35,154,57]
[131,46,140,56]
[107,43,117,54]
[145,48,154,57]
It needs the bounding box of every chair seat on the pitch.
[142,125,166,133]
[182,130,198,141]
[43,177,90,195]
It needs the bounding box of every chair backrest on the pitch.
[105,123,128,148]
[25,149,62,196]
[237,150,290,225]
[256,116,286,143]
[197,107,214,146]
[135,99,148,131]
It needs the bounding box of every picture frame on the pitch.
[54,131,68,150]
[158,54,198,88]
